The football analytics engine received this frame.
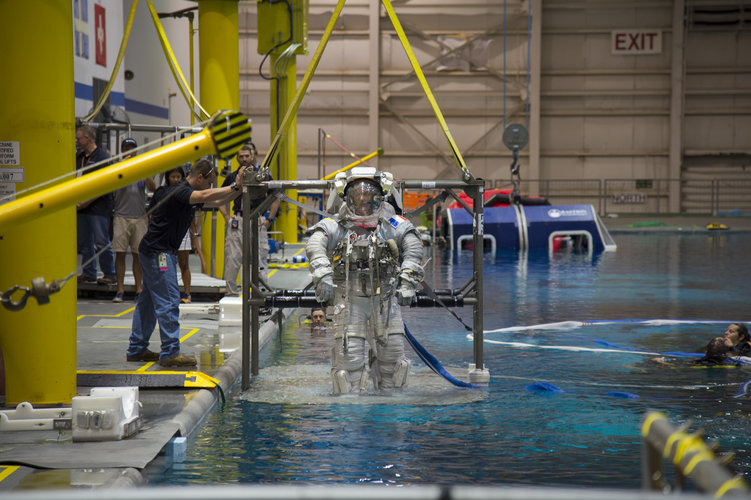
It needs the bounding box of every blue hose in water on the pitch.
[403,323,483,389]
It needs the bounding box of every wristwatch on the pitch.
[230,181,240,191]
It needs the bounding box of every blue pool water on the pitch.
[153,233,751,488]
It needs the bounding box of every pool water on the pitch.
[152,233,751,488]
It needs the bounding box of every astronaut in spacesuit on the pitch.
[305,167,425,394]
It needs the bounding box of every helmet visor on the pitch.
[345,180,382,216]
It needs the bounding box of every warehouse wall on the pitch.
[238,0,751,212]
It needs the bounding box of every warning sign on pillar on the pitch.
[0,142,20,165]
[611,30,662,55]
[95,4,107,67]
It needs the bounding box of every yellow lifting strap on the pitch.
[146,0,209,121]
[83,0,139,123]
[381,0,473,181]
[322,149,384,180]
[262,0,348,173]
[262,0,473,182]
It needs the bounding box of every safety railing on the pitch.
[641,411,748,497]
[489,179,604,213]
[486,178,751,216]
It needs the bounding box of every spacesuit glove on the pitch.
[315,276,335,303]
[395,284,416,306]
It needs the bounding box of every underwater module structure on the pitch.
[444,204,617,254]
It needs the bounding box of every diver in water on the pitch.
[695,323,751,365]
[695,337,732,365]
[309,306,328,337]
[722,323,751,356]
[305,167,425,394]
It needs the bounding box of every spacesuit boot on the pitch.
[330,335,369,394]
[372,332,411,390]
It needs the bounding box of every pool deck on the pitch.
[1,216,748,491]
[0,244,313,490]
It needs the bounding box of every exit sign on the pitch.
[611,30,662,55]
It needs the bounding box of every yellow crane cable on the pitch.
[82,0,139,122]
[261,0,347,172]
[146,0,209,121]
[381,0,473,181]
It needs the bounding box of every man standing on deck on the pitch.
[220,143,280,296]
[126,159,246,367]
[75,124,116,284]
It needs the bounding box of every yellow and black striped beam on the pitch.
[0,110,251,232]
[209,110,253,160]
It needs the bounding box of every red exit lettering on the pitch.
[612,30,662,55]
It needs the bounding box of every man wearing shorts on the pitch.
[112,138,156,302]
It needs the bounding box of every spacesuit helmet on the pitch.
[336,167,394,221]
[346,179,382,216]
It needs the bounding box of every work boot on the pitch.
[126,349,160,362]
[159,353,197,367]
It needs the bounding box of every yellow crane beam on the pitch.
[0,111,250,233]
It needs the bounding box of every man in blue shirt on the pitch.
[126,158,246,367]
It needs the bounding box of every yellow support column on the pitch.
[270,54,299,244]
[0,1,76,405]
[198,0,240,278]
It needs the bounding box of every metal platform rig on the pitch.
[238,175,490,390]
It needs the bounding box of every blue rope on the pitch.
[403,323,483,389]
[526,382,640,399]
[591,339,746,361]
[733,379,751,398]
[524,382,728,402]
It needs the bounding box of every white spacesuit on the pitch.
[306,167,425,394]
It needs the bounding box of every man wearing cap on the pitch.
[111,138,156,302]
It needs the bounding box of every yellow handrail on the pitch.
[322,149,384,181]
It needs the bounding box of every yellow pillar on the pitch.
[0,1,76,405]
[270,54,299,244]
[198,0,240,278]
